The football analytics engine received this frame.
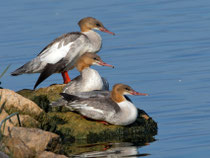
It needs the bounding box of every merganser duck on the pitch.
[52,84,148,126]
[63,52,114,94]
[11,17,115,89]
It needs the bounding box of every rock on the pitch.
[17,84,65,103]
[0,109,40,136]
[0,109,12,136]
[48,109,157,143]
[36,151,67,158]
[3,137,35,158]
[0,84,158,156]
[18,115,40,128]
[0,151,9,158]
[0,141,10,157]
[0,89,44,121]
[16,84,158,144]
[9,127,61,153]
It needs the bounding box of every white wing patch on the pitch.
[40,42,73,64]
[70,103,104,114]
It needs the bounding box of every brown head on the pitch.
[76,52,114,72]
[78,17,115,35]
[111,84,148,103]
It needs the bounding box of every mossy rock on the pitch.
[16,84,158,144]
[47,109,157,144]
[48,109,157,156]
[17,84,65,102]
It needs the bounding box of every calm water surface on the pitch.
[1,0,210,157]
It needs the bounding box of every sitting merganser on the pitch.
[52,84,148,126]
[63,52,114,94]
[11,17,115,89]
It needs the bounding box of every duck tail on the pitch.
[50,98,68,107]
[11,65,26,76]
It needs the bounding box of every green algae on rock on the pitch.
[16,84,158,143]
[17,84,65,102]
[48,109,157,144]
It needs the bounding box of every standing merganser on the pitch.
[63,52,114,94]
[52,84,148,126]
[11,17,115,89]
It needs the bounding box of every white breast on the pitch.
[117,100,138,125]
[81,68,104,92]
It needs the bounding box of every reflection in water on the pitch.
[71,142,150,158]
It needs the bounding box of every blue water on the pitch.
[1,0,210,157]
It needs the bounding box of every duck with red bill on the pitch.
[97,60,114,68]
[129,90,148,96]
[52,83,148,126]
[62,52,114,95]
[99,27,115,35]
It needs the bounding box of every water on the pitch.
[1,0,210,157]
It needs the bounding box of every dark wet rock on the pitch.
[9,127,61,153]
[36,151,67,158]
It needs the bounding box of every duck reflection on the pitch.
[72,142,150,158]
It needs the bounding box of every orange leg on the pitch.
[61,71,71,84]
[97,120,109,125]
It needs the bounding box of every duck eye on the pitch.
[96,23,101,27]
[125,88,130,91]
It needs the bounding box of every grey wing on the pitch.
[60,93,120,120]
[102,77,109,90]
[11,32,86,76]
[62,75,82,94]
[50,97,68,107]
[37,32,89,68]
[66,96,120,114]
[37,32,84,57]
[71,90,110,98]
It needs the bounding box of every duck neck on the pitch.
[111,90,126,103]
[76,61,90,73]
[80,26,91,32]
[83,30,102,52]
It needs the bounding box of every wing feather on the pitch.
[34,58,67,89]
[38,32,87,64]
[61,93,120,113]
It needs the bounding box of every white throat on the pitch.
[83,30,102,53]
